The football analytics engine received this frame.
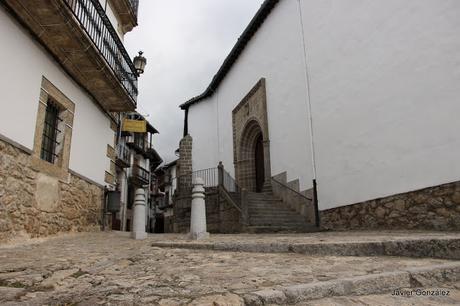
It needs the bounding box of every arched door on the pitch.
[254,134,265,192]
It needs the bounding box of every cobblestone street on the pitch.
[0,232,459,305]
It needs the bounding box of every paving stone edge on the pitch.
[242,262,460,305]
[151,238,460,260]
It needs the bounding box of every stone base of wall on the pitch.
[0,138,103,243]
[321,181,460,231]
[173,188,242,234]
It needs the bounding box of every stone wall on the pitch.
[173,188,242,234]
[177,135,193,192]
[0,138,103,243]
[321,181,460,231]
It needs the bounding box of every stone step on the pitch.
[249,217,308,223]
[244,190,310,233]
[249,205,299,211]
[249,218,307,224]
[249,211,304,216]
[249,222,309,228]
[245,225,317,233]
[248,211,292,215]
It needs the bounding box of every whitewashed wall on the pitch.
[0,10,114,186]
[189,0,314,191]
[187,0,460,211]
[300,0,460,209]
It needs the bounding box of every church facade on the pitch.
[180,0,460,230]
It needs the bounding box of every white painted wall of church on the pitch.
[0,10,114,186]
[300,0,460,209]
[188,0,315,193]
[188,0,460,211]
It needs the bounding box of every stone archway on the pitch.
[233,78,271,192]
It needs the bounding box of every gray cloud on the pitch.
[124,0,264,164]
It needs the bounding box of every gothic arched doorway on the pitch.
[236,120,270,192]
[232,78,271,192]
[254,133,265,192]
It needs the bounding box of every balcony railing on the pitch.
[132,164,150,185]
[116,143,130,168]
[129,0,139,17]
[64,0,138,103]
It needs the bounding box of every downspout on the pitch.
[297,0,320,227]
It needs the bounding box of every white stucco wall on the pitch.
[187,0,460,211]
[188,98,220,171]
[300,0,460,209]
[0,9,114,186]
[189,0,314,190]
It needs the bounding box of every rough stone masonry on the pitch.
[321,180,460,231]
[0,138,103,243]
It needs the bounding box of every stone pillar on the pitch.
[189,178,209,240]
[131,188,147,240]
[178,135,193,193]
[240,188,249,225]
[218,161,224,187]
[262,139,272,191]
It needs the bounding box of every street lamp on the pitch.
[133,51,147,76]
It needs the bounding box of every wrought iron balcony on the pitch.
[3,0,138,111]
[65,0,138,102]
[129,0,139,17]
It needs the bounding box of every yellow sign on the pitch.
[122,119,147,133]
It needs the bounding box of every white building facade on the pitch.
[181,0,460,230]
[0,0,141,242]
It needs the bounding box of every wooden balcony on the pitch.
[3,0,138,111]
[130,164,150,186]
[126,133,146,154]
[115,143,130,168]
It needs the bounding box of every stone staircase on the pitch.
[246,191,317,233]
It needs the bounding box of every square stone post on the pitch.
[240,188,249,226]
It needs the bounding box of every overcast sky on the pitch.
[124,0,264,165]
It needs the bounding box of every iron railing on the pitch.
[171,165,244,212]
[64,0,138,103]
[129,0,139,17]
[271,178,312,201]
[271,177,316,225]
[222,169,240,193]
[172,167,218,193]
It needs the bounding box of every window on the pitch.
[32,77,75,180]
[40,101,62,163]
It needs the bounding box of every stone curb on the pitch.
[242,262,460,305]
[151,238,460,260]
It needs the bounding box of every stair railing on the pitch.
[271,177,316,226]
[218,162,244,214]
[172,163,247,222]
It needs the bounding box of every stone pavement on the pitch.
[0,231,458,305]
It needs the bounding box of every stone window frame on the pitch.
[31,77,75,182]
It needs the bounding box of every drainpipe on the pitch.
[297,0,320,227]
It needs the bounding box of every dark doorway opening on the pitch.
[255,133,265,192]
[154,214,164,233]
